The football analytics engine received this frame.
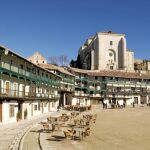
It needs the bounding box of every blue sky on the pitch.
[0,0,150,62]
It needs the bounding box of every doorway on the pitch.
[6,82,10,95]
[0,102,2,122]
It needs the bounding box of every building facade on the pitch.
[67,67,150,108]
[135,59,150,73]
[0,46,60,124]
[38,63,75,107]
[0,31,150,124]
[28,51,47,64]
[72,31,134,71]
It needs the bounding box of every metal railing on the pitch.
[0,88,60,99]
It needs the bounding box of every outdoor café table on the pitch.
[51,121,65,131]
[50,113,62,122]
[73,126,85,140]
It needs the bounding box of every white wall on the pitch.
[2,102,18,124]
[126,51,134,71]
[97,33,126,70]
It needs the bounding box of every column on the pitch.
[146,95,149,104]
[63,93,66,106]
[91,50,95,70]
[21,103,25,120]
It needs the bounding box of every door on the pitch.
[134,97,138,104]
[0,102,2,122]
[14,83,17,97]
[141,96,146,104]
[6,82,10,95]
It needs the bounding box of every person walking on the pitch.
[133,102,135,108]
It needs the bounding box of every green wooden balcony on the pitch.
[0,88,60,99]
[0,63,60,87]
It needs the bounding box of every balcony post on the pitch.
[18,77,20,97]
[0,72,2,94]
[21,103,25,120]
[63,93,66,106]
[146,95,149,104]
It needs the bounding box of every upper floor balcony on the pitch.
[0,61,60,86]
[0,88,60,100]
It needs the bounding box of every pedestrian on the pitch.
[57,105,60,112]
[133,102,135,108]
[102,101,105,109]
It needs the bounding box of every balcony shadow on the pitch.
[46,135,65,142]
[30,129,53,133]
[46,135,81,142]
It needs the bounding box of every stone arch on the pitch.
[118,38,125,69]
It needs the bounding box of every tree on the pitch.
[48,56,58,65]
[70,59,76,67]
[48,55,69,66]
[58,55,69,66]
[76,54,82,68]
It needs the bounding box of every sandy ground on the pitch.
[40,106,150,150]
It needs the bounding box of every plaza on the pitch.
[3,106,150,150]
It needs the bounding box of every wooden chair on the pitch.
[64,129,76,139]
[82,127,90,137]
[80,119,84,126]
[93,114,97,124]
[42,123,49,132]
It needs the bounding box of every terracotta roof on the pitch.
[68,67,150,79]
[68,67,89,74]
[39,64,74,76]
[88,71,150,79]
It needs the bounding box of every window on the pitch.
[117,87,121,91]
[37,69,40,75]
[10,60,13,65]
[26,67,31,72]
[20,64,24,69]
[134,97,138,104]
[109,52,113,57]
[9,105,15,117]
[110,41,113,45]
[110,66,114,70]
[34,105,37,111]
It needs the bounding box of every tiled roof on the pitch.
[88,71,150,79]
[68,67,150,79]
[68,67,89,74]
[39,64,74,76]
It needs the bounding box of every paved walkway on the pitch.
[0,112,57,150]
[22,124,41,150]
